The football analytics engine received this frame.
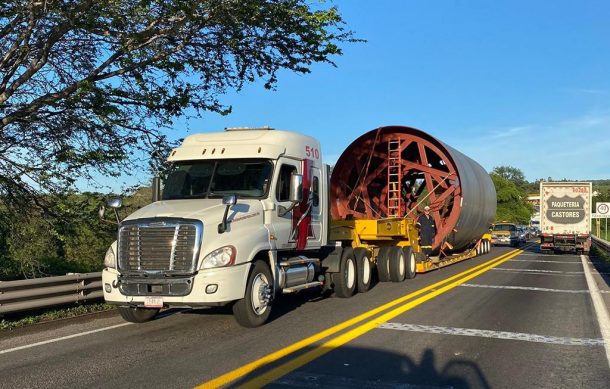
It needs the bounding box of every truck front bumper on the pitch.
[102,263,251,307]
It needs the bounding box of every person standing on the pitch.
[416,205,436,258]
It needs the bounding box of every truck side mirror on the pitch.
[218,194,237,234]
[289,174,303,203]
[106,197,123,209]
[105,197,123,224]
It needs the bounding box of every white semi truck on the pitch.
[102,126,495,327]
[539,181,592,254]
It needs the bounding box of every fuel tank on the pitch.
[330,125,496,252]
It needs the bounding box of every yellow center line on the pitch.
[198,246,526,388]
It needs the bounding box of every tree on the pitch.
[492,166,528,192]
[0,0,356,210]
[490,172,533,224]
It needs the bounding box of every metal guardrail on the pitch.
[0,272,102,315]
[592,235,610,256]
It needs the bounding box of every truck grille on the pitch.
[118,219,202,273]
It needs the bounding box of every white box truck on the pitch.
[539,181,592,254]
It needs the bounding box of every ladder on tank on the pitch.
[387,139,402,217]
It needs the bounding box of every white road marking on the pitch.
[460,283,591,294]
[492,268,584,274]
[0,322,132,355]
[580,254,610,368]
[486,270,582,278]
[378,323,605,347]
[509,259,582,264]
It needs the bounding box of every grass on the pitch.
[0,302,116,331]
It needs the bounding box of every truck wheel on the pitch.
[333,247,357,298]
[233,261,273,327]
[376,247,391,282]
[118,306,159,323]
[485,239,491,253]
[389,247,406,282]
[403,247,417,279]
[354,248,372,293]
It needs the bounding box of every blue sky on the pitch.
[113,0,610,191]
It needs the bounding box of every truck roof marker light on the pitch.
[212,148,216,154]
[202,149,206,155]
[258,147,262,153]
[171,150,176,156]
[221,148,225,154]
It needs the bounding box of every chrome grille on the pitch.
[118,219,202,273]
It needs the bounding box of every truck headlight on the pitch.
[104,245,116,268]
[201,246,236,269]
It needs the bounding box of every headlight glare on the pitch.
[201,246,236,269]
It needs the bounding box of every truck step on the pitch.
[282,281,323,293]
[279,257,320,267]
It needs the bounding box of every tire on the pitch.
[389,247,406,282]
[333,247,357,298]
[354,248,372,293]
[118,306,159,323]
[403,247,417,279]
[233,261,273,327]
[485,239,491,253]
[376,246,391,282]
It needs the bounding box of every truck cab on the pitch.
[102,128,330,326]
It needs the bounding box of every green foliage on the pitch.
[0,0,357,211]
[0,188,152,280]
[0,303,115,331]
[490,168,533,224]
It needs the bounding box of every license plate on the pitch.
[144,296,163,308]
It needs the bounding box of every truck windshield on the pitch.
[162,159,273,200]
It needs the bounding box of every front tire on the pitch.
[233,261,273,327]
[118,306,159,323]
[354,248,372,293]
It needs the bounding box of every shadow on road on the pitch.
[227,345,491,389]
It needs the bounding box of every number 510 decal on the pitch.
[305,145,320,159]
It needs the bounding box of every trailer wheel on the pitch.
[354,248,372,293]
[485,239,491,253]
[233,261,273,327]
[333,247,357,298]
[403,247,417,279]
[118,306,159,323]
[376,247,391,282]
[389,247,406,282]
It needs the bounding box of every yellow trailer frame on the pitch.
[330,218,491,274]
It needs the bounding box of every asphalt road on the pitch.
[1,244,609,388]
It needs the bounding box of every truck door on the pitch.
[272,160,299,249]
[307,166,322,248]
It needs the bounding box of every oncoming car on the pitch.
[491,222,519,247]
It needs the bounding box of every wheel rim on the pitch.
[346,259,356,289]
[362,255,371,284]
[409,252,416,274]
[251,273,271,316]
[398,252,405,277]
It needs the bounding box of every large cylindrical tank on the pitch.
[330,125,496,252]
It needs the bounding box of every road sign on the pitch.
[596,202,610,215]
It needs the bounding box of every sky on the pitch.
[112,0,610,190]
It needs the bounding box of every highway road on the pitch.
[1,244,609,388]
